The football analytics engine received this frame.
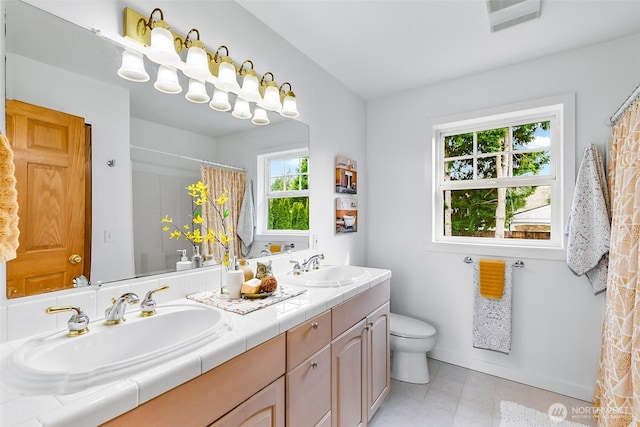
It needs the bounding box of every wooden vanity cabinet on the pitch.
[331,280,391,427]
[102,334,286,427]
[286,311,332,427]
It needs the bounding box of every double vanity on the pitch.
[0,262,391,427]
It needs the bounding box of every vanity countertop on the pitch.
[0,266,391,427]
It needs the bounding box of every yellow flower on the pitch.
[193,215,204,224]
[169,230,181,240]
[215,190,229,205]
[161,215,173,223]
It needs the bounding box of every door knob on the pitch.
[69,254,82,264]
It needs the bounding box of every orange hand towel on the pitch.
[479,259,505,299]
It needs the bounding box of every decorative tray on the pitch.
[241,291,273,300]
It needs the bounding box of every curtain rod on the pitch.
[131,145,246,172]
[609,83,640,126]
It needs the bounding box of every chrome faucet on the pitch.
[105,292,139,325]
[289,260,302,275]
[301,253,324,271]
[46,306,90,337]
[140,285,169,317]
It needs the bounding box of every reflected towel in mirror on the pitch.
[0,133,20,262]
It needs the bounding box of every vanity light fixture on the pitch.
[279,82,300,118]
[238,60,262,104]
[209,88,232,112]
[145,8,181,67]
[185,79,210,103]
[232,97,252,120]
[154,64,182,94]
[252,106,270,126]
[182,29,213,82]
[213,46,241,93]
[117,7,300,125]
[117,49,149,82]
[258,72,282,112]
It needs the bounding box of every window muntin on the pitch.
[435,108,562,248]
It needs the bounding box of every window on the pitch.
[258,148,309,234]
[431,96,574,254]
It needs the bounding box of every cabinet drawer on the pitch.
[286,310,331,370]
[286,345,331,427]
[332,279,390,339]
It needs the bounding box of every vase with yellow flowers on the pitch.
[161,181,234,270]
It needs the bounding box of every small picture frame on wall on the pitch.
[336,197,358,233]
[335,156,357,194]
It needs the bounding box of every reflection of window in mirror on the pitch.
[257,148,310,235]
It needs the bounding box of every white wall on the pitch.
[366,33,640,401]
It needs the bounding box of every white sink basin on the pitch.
[2,302,232,395]
[280,265,370,287]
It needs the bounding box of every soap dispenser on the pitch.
[176,249,193,271]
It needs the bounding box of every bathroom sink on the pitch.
[2,302,232,395]
[280,265,370,287]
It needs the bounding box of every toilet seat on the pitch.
[390,313,436,339]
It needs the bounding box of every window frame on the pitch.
[256,147,310,236]
[428,94,575,260]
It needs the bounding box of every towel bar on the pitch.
[463,256,524,269]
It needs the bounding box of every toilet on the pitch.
[389,313,437,384]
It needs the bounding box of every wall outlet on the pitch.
[104,230,114,243]
[312,234,319,249]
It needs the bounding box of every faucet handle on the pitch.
[289,260,302,275]
[46,306,90,337]
[141,285,170,317]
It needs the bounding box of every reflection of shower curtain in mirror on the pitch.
[594,99,640,426]
[200,166,245,264]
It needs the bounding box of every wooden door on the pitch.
[5,100,88,298]
[366,302,390,422]
[331,319,367,427]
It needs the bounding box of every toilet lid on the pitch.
[389,313,436,339]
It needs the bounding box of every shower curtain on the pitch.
[200,166,245,265]
[594,99,640,426]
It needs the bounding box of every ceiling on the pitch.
[236,0,640,100]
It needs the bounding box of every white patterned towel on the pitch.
[472,262,513,354]
[565,144,610,295]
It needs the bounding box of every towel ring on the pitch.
[463,256,524,269]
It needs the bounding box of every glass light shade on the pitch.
[239,72,262,103]
[215,60,240,93]
[154,65,182,94]
[232,98,252,120]
[260,85,282,112]
[209,88,231,112]
[117,49,149,82]
[183,45,212,81]
[251,106,270,126]
[185,79,210,103]
[280,93,300,118]
[147,26,180,66]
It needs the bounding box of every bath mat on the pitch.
[500,401,590,427]
[472,262,512,353]
[187,286,306,315]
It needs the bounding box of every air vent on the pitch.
[486,0,541,32]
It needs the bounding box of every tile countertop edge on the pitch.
[1,267,391,427]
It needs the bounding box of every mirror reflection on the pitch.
[4,1,310,298]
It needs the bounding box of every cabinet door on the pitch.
[331,319,366,427]
[210,376,285,427]
[366,302,390,421]
[286,345,331,427]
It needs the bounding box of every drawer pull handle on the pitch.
[311,361,318,369]
[311,322,319,330]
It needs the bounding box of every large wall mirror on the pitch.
[4,1,310,298]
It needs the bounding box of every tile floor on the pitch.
[369,358,597,427]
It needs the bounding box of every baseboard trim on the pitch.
[429,348,595,402]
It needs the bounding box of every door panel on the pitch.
[6,100,87,298]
